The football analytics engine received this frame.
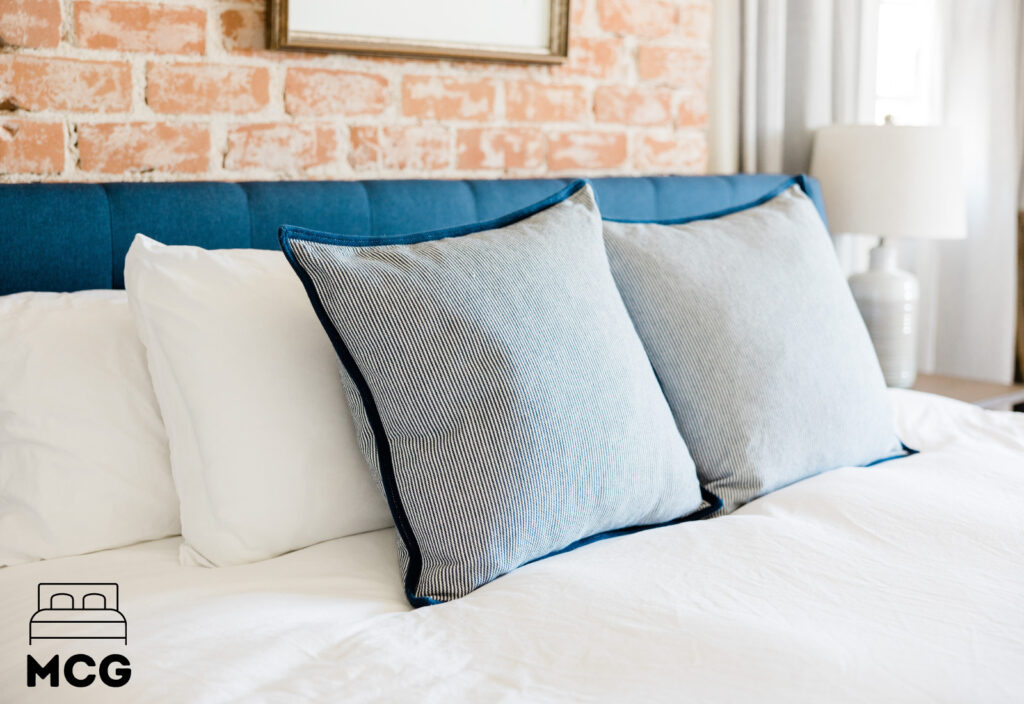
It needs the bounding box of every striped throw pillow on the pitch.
[280,181,715,605]
[603,181,908,514]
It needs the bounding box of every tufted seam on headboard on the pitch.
[100,183,117,289]
[465,180,482,225]
[359,181,375,236]
[228,182,255,251]
[643,176,661,220]
[244,184,256,248]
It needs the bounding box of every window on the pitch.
[872,0,940,125]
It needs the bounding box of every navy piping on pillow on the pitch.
[279,229,433,607]
[526,487,722,567]
[280,179,719,607]
[604,174,813,225]
[284,178,589,248]
[867,442,919,466]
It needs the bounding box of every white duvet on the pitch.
[2,390,1022,703]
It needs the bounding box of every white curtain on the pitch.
[919,0,1022,382]
[710,0,878,274]
[711,0,873,175]
[710,0,1023,383]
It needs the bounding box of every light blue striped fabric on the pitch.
[280,182,709,605]
[604,184,905,513]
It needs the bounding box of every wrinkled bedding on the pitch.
[2,390,1022,703]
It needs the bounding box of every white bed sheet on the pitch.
[2,390,1022,703]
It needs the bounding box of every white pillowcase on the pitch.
[124,234,391,566]
[0,291,180,566]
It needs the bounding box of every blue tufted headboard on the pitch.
[0,174,825,295]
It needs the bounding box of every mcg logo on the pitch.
[26,583,131,688]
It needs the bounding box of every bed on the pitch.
[29,583,126,645]
[1,175,1022,702]
[2,389,1022,702]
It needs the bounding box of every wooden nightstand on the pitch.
[912,374,1024,411]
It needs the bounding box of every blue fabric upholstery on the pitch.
[0,184,111,294]
[241,181,372,250]
[0,175,826,295]
[106,183,252,288]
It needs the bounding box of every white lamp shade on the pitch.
[809,125,967,240]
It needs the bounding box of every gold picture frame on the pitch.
[268,0,570,64]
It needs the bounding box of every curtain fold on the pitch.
[1017,213,1023,383]
[926,0,1022,382]
[736,0,870,174]
[712,0,876,272]
[1015,0,1024,385]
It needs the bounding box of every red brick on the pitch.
[594,86,672,126]
[0,56,131,112]
[457,128,545,170]
[75,1,205,54]
[286,69,388,117]
[78,122,209,174]
[678,1,712,43]
[599,0,675,38]
[348,126,379,170]
[677,92,708,127]
[402,76,495,121]
[635,131,706,172]
[506,81,588,123]
[0,0,61,48]
[349,125,450,171]
[548,131,626,170]
[0,119,63,174]
[636,46,710,91]
[220,7,265,52]
[552,37,622,79]
[225,123,339,172]
[147,63,269,114]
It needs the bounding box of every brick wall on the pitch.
[0,0,711,182]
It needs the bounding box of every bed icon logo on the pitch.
[27,583,131,688]
[29,583,127,645]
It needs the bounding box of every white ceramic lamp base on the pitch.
[848,241,919,389]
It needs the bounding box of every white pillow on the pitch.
[124,234,391,566]
[0,291,180,566]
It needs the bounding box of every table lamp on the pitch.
[810,121,967,388]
